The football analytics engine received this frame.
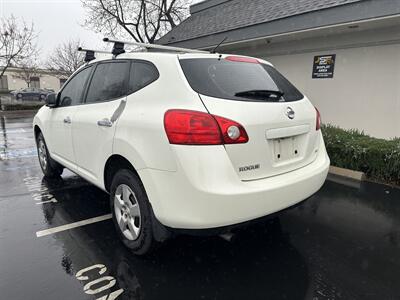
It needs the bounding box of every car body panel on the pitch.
[199,95,320,180]
[72,98,125,188]
[113,54,207,173]
[139,133,329,229]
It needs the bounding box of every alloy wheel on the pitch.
[38,139,48,170]
[114,184,141,241]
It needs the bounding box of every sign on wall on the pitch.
[312,54,336,79]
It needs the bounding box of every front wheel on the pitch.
[36,132,63,178]
[110,169,157,255]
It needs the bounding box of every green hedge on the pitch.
[322,124,400,184]
[1,103,43,111]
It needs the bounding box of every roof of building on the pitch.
[157,0,400,49]
[158,0,363,45]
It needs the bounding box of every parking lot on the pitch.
[0,111,399,300]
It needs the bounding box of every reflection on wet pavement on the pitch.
[1,112,400,300]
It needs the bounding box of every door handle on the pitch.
[97,118,113,127]
[63,117,71,124]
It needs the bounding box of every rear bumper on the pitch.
[139,135,330,229]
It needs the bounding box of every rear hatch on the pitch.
[179,55,320,181]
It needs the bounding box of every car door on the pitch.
[72,60,130,187]
[46,65,93,171]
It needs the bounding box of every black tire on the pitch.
[17,93,23,100]
[110,169,157,255]
[36,132,63,178]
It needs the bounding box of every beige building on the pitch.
[158,0,400,139]
[0,67,67,93]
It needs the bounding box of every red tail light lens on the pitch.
[315,107,321,130]
[164,110,249,145]
[164,110,221,145]
[225,56,259,64]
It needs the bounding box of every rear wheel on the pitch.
[110,169,157,255]
[36,132,63,178]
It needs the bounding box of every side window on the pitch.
[128,61,159,94]
[59,66,92,107]
[86,62,130,103]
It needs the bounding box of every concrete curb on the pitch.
[329,166,366,181]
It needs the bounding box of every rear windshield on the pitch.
[180,58,304,102]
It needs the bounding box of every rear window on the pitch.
[180,58,303,102]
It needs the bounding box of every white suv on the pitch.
[33,51,330,254]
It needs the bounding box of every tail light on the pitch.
[213,115,249,144]
[164,109,249,145]
[315,107,321,130]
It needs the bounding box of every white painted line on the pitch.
[36,214,112,237]
[35,199,58,204]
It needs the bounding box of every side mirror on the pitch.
[46,93,57,108]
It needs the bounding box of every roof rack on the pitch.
[103,38,209,54]
[78,47,112,62]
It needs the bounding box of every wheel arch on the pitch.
[103,154,140,193]
[34,125,42,141]
[104,154,171,242]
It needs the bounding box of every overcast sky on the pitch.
[0,0,109,62]
[0,0,201,64]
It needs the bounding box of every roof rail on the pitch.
[78,47,111,62]
[103,38,209,54]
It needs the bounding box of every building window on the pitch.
[30,77,40,88]
[60,78,67,88]
[0,75,8,91]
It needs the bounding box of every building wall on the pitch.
[0,69,65,92]
[267,44,400,139]
[225,23,400,139]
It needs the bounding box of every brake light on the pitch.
[315,107,321,130]
[164,110,249,145]
[225,56,259,64]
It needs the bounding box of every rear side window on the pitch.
[59,66,93,107]
[86,62,130,103]
[128,61,159,94]
[180,58,303,102]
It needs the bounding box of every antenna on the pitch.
[103,37,209,54]
[78,47,111,62]
[211,36,228,54]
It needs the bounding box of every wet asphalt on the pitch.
[1,111,400,300]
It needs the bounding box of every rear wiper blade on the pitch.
[235,89,284,101]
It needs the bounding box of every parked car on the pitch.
[33,51,330,255]
[11,87,50,101]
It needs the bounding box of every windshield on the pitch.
[180,58,303,102]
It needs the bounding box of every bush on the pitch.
[1,103,43,111]
[322,124,400,185]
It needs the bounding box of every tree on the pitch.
[0,15,38,78]
[14,59,41,87]
[81,0,192,44]
[46,39,85,76]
